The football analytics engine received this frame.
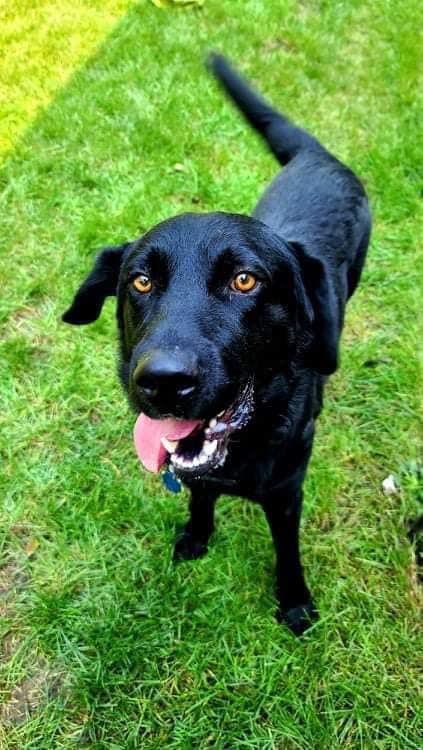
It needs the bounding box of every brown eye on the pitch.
[231,272,258,293]
[133,274,153,294]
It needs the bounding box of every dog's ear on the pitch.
[290,242,340,375]
[250,222,339,374]
[62,243,130,325]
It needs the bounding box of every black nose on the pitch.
[133,349,199,408]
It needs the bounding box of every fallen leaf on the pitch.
[151,0,204,8]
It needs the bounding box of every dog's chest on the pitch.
[191,417,315,501]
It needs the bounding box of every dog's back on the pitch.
[209,54,371,299]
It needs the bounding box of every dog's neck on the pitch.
[192,368,321,497]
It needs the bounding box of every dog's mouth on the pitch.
[133,380,254,478]
[168,380,254,478]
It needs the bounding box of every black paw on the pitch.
[173,530,208,561]
[277,601,318,636]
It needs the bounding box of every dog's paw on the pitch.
[173,530,208,562]
[277,601,318,636]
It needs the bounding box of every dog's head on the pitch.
[63,212,339,476]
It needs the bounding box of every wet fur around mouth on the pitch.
[168,379,255,478]
[62,55,371,635]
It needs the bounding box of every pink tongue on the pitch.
[133,414,202,473]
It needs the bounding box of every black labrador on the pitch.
[63,55,371,635]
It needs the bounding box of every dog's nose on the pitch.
[133,349,199,407]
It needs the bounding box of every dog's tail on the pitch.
[208,53,320,166]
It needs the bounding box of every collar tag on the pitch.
[162,468,182,493]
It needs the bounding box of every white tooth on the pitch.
[209,418,217,428]
[199,451,208,463]
[205,428,211,437]
[161,437,178,454]
[217,410,225,417]
[193,457,200,466]
[204,440,217,456]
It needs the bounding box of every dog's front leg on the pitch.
[173,482,219,561]
[263,488,318,635]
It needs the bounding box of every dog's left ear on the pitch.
[62,243,130,325]
[290,242,340,375]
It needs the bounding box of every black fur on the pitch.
[63,55,371,635]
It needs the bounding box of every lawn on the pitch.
[0,1,421,748]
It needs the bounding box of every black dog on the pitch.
[63,55,371,635]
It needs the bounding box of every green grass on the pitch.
[0,1,421,747]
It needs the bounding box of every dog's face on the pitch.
[64,212,339,476]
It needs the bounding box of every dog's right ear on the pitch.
[62,243,130,325]
[289,242,340,375]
